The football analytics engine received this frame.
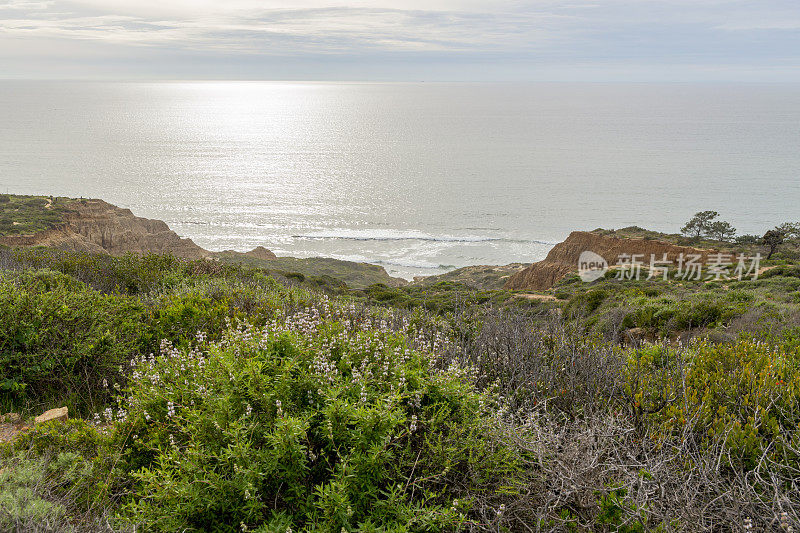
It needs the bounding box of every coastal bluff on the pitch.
[0,195,406,288]
[504,230,719,291]
[0,198,211,259]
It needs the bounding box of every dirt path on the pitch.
[514,293,557,301]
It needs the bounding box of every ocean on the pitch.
[2,81,799,279]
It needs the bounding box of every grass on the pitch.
[0,195,75,237]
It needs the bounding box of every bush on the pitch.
[23,198,48,208]
[286,272,305,283]
[761,264,800,279]
[0,419,123,532]
[142,292,236,350]
[649,339,800,470]
[106,309,523,531]
[0,452,74,530]
[9,248,192,295]
[565,289,608,317]
[621,296,740,336]
[0,270,144,414]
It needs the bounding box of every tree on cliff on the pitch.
[707,221,737,242]
[775,222,800,240]
[762,228,785,260]
[681,211,719,239]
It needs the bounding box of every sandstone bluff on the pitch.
[0,196,408,288]
[0,198,217,259]
[504,230,719,291]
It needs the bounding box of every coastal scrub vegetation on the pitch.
[1,246,800,531]
[552,269,800,343]
[0,195,75,236]
[598,220,800,262]
[676,209,800,263]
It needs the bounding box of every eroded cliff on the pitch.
[0,199,209,259]
[504,231,719,290]
[0,196,407,288]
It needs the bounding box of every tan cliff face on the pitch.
[0,196,410,287]
[504,231,719,291]
[0,199,211,259]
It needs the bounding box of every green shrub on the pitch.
[595,487,646,532]
[0,419,121,531]
[8,418,108,459]
[726,290,755,303]
[142,292,235,350]
[24,197,48,208]
[140,278,314,350]
[682,300,724,328]
[622,296,740,335]
[565,289,608,317]
[0,453,71,529]
[0,270,145,413]
[286,272,306,283]
[651,339,800,470]
[109,315,522,531]
[760,264,800,279]
[9,248,193,295]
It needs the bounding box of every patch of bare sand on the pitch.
[514,293,556,301]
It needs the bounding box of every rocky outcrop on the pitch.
[218,245,278,261]
[0,199,210,259]
[243,246,277,260]
[0,198,285,261]
[34,407,68,424]
[504,231,719,290]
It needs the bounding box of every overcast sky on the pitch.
[1,0,799,81]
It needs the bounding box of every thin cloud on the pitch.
[0,0,798,80]
[0,5,570,53]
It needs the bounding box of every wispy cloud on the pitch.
[0,3,568,52]
[0,0,798,80]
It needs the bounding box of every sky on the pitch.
[1,0,799,81]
